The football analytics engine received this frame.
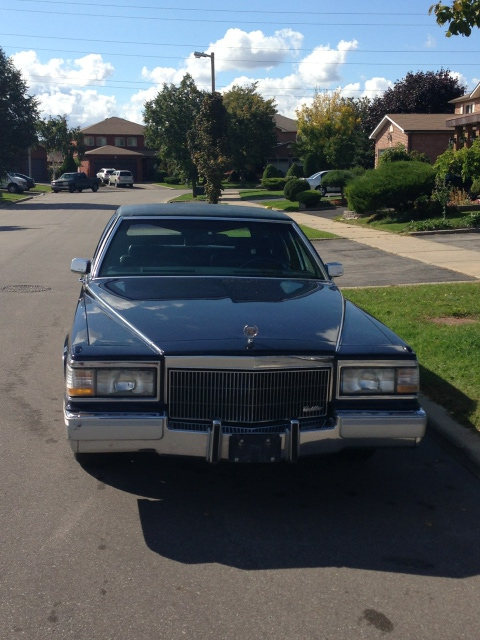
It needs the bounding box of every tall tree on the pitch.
[429,1,480,36]
[143,74,205,193]
[0,47,39,178]
[364,69,465,134]
[222,83,277,181]
[187,93,231,204]
[37,115,85,175]
[295,89,360,169]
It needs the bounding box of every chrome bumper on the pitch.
[65,407,427,461]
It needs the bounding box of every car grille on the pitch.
[168,368,331,425]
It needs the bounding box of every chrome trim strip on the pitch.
[86,284,164,356]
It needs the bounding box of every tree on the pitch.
[36,115,85,176]
[222,83,277,181]
[364,69,465,134]
[143,75,205,194]
[187,93,231,204]
[429,1,480,36]
[295,90,360,170]
[0,47,39,178]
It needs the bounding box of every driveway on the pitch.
[312,237,478,288]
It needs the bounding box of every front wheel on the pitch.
[316,185,326,197]
[69,185,75,193]
[91,184,98,192]
[52,189,59,193]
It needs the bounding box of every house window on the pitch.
[465,104,475,114]
[114,137,125,147]
[96,136,107,146]
[126,137,137,147]
[84,136,94,146]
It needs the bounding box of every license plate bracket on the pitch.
[229,433,281,463]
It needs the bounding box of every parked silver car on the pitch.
[109,170,134,188]
[0,172,28,193]
[96,168,116,184]
[304,171,335,197]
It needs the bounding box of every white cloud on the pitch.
[297,40,359,85]
[36,89,117,126]
[11,50,114,92]
[424,34,437,48]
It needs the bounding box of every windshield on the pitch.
[98,218,326,280]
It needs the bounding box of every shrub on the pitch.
[284,178,310,201]
[261,177,288,190]
[470,177,480,199]
[262,164,283,180]
[345,161,435,214]
[164,176,182,185]
[406,218,454,232]
[460,211,480,228]
[296,190,323,208]
[321,169,355,196]
[286,163,304,179]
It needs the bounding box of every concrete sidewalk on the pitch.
[291,210,480,280]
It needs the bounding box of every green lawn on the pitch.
[343,283,480,432]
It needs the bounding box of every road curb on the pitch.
[420,393,480,473]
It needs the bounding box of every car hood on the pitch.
[72,277,408,357]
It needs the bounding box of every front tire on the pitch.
[69,185,75,193]
[91,184,98,192]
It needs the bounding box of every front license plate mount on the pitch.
[228,433,281,463]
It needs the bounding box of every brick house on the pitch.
[78,117,157,182]
[446,81,480,150]
[267,114,299,173]
[369,113,453,166]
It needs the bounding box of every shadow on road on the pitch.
[78,437,480,578]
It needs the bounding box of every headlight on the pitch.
[67,365,156,398]
[340,366,419,396]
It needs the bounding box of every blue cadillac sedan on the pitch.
[64,203,426,464]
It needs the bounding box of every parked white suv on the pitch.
[96,168,116,184]
[0,172,28,193]
[109,170,134,188]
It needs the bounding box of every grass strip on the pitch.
[343,283,480,432]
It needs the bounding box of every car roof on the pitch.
[114,203,294,222]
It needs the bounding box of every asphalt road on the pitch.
[1,186,480,640]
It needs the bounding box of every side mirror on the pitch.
[325,262,343,279]
[70,258,91,275]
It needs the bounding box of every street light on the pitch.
[194,51,215,93]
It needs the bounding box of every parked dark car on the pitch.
[51,172,100,193]
[64,204,426,464]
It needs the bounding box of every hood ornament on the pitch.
[243,324,259,350]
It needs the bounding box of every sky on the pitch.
[2,0,480,129]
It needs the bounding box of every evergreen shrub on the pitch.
[296,190,322,208]
[284,178,310,201]
[345,161,435,214]
[261,177,288,190]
